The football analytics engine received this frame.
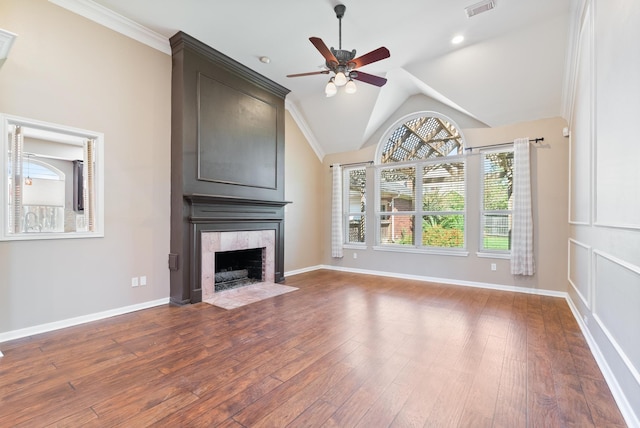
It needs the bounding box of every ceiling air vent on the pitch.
[465,0,495,18]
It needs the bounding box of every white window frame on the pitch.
[343,166,367,247]
[479,147,513,258]
[374,156,467,255]
[0,114,105,241]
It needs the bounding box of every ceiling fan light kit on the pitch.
[287,4,390,97]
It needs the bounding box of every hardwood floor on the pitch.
[0,270,627,427]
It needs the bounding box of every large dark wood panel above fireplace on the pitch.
[169,32,290,305]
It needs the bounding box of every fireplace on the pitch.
[201,229,275,301]
[169,33,289,305]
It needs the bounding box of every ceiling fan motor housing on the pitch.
[330,48,357,69]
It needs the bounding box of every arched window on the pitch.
[375,112,466,250]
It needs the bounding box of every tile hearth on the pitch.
[202,282,298,310]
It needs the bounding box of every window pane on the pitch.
[422,215,464,248]
[483,152,514,210]
[348,215,365,243]
[379,214,414,245]
[380,167,415,211]
[347,168,366,213]
[346,168,366,243]
[483,214,511,250]
[380,115,463,163]
[423,162,465,212]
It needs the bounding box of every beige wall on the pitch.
[323,115,569,293]
[284,110,323,273]
[0,0,171,334]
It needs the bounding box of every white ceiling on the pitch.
[70,0,572,157]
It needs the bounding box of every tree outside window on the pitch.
[482,150,514,251]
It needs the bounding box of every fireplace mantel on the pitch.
[185,194,290,211]
[169,32,290,305]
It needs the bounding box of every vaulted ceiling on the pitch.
[59,0,572,158]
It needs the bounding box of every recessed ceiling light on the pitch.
[452,35,465,45]
[259,56,271,64]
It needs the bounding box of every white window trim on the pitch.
[0,114,105,241]
[479,147,513,256]
[374,155,467,251]
[343,166,367,246]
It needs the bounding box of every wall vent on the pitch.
[465,0,495,18]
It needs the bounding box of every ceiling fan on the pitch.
[287,4,390,97]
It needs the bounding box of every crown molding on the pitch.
[48,0,170,55]
[285,99,324,162]
[561,0,590,124]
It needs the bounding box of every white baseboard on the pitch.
[0,298,170,345]
[565,297,640,428]
[284,265,324,277]
[294,264,567,298]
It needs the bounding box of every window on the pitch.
[345,167,366,244]
[379,166,415,245]
[422,162,465,248]
[481,149,514,252]
[1,114,104,240]
[376,112,466,250]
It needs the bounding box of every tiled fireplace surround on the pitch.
[201,230,275,301]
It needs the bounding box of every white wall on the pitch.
[0,0,172,336]
[566,0,640,424]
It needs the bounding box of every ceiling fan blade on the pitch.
[309,37,338,67]
[352,71,387,87]
[350,47,390,69]
[287,70,331,78]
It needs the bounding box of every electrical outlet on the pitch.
[491,263,497,271]
[140,276,147,286]
[583,315,589,325]
[131,277,139,287]
[353,253,358,259]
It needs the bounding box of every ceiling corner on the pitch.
[48,0,170,54]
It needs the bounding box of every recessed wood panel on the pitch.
[595,2,640,228]
[568,239,590,308]
[198,73,277,189]
[593,251,640,381]
[569,6,592,225]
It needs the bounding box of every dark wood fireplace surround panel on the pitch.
[169,32,290,305]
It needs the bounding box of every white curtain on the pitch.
[511,138,535,275]
[331,164,343,258]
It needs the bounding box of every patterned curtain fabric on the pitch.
[331,164,343,258]
[511,138,535,275]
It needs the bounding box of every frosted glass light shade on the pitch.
[325,79,337,97]
[334,71,347,86]
[345,79,357,94]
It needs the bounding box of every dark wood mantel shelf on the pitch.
[184,194,291,207]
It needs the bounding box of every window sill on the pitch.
[476,251,511,260]
[343,243,366,250]
[373,245,469,257]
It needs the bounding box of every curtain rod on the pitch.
[464,137,544,152]
[329,160,374,168]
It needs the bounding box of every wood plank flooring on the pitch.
[0,270,627,427]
